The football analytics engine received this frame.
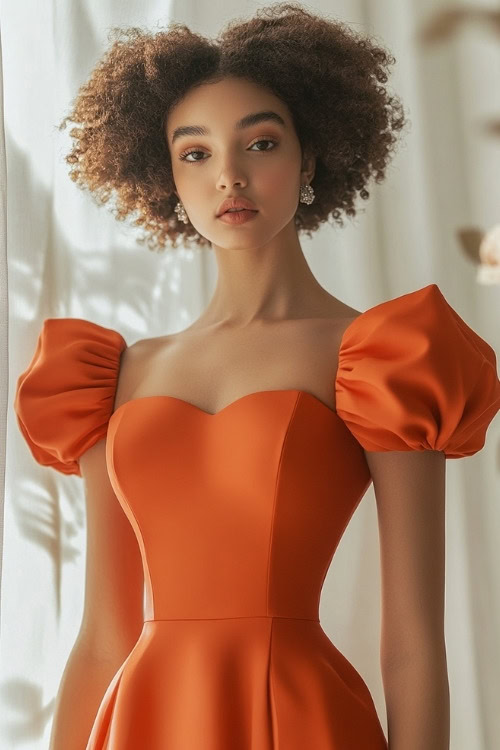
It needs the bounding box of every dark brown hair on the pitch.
[58,2,408,252]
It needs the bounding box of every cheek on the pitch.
[173,154,300,208]
[264,151,299,182]
[261,166,300,205]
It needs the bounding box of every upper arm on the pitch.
[78,342,146,657]
[364,448,447,670]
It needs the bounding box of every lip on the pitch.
[216,197,258,216]
[217,209,259,225]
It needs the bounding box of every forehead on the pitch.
[166,78,290,143]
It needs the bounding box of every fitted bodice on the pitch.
[106,390,371,622]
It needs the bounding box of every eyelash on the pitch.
[178,138,278,164]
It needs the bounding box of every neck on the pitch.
[200,223,333,328]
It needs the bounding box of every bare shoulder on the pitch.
[319,294,363,323]
[336,301,363,319]
[112,336,165,414]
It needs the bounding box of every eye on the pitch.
[178,138,278,164]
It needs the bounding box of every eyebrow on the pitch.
[170,110,287,145]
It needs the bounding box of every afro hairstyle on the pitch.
[58,2,408,252]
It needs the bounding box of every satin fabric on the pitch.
[14,283,500,749]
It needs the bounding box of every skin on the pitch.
[165,76,339,328]
[160,76,451,749]
[50,79,450,750]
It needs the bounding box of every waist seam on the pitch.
[144,615,320,623]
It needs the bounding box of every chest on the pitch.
[129,317,357,416]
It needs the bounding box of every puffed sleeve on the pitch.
[335,283,500,458]
[14,318,127,476]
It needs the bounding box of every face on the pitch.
[165,77,315,250]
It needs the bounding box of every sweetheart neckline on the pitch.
[97,283,439,423]
[108,388,341,422]
[106,311,367,424]
[106,297,371,424]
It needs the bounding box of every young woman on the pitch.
[14,3,500,749]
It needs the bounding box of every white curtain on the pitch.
[1,1,499,748]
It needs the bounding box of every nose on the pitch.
[216,170,248,192]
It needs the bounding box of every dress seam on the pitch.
[143,615,320,622]
[266,392,302,617]
[268,616,278,750]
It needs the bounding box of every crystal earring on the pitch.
[299,183,315,205]
[174,200,189,224]
[175,188,313,221]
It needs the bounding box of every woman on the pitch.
[14,3,500,749]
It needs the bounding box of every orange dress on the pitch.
[13,283,500,750]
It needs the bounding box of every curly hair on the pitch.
[58,2,408,253]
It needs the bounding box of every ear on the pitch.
[301,147,316,185]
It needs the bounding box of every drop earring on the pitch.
[299,183,315,205]
[174,200,189,224]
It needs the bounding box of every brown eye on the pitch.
[178,138,278,164]
[179,150,206,163]
[249,138,278,152]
